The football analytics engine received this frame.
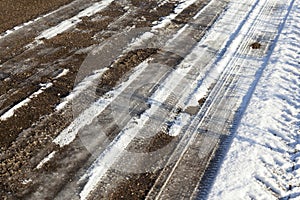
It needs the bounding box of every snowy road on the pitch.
[0,0,299,199]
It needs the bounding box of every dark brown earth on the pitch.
[0,0,73,34]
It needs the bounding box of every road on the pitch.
[0,0,295,199]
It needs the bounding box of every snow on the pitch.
[21,179,33,185]
[208,0,300,198]
[36,0,114,40]
[55,68,108,111]
[0,83,53,121]
[54,68,69,79]
[53,0,219,148]
[169,113,190,136]
[153,0,198,30]
[53,59,151,147]
[36,151,56,169]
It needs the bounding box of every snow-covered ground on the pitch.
[208,0,300,199]
[2,0,299,198]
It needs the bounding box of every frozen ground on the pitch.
[208,0,300,199]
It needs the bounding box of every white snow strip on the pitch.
[0,83,53,121]
[36,0,113,40]
[21,179,32,185]
[53,59,151,147]
[154,0,198,30]
[129,0,198,49]
[55,68,108,111]
[0,16,40,40]
[55,68,70,79]
[209,0,300,199]
[79,117,142,199]
[36,151,56,169]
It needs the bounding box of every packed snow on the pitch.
[208,0,300,199]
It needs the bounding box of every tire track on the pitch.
[144,0,293,198]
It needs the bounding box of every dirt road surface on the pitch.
[0,0,295,199]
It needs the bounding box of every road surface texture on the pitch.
[0,0,297,199]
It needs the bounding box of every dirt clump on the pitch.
[250,42,262,49]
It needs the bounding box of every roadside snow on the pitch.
[208,0,300,199]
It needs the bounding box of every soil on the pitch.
[0,0,74,34]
